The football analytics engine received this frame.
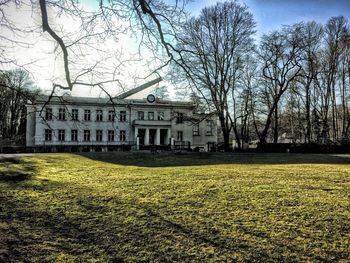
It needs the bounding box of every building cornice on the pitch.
[34,95,195,109]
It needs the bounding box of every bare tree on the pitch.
[173,1,256,151]
[297,21,324,143]
[0,69,39,141]
[258,25,304,145]
[1,0,187,98]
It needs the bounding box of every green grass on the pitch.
[0,152,349,262]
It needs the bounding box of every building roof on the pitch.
[34,95,195,108]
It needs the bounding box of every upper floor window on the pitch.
[58,108,66,121]
[158,112,164,120]
[176,112,183,124]
[120,130,126,142]
[206,120,214,136]
[193,124,199,136]
[72,109,78,121]
[96,130,103,142]
[120,111,126,122]
[45,108,52,120]
[83,130,90,141]
[108,130,115,142]
[96,110,103,121]
[138,111,144,120]
[108,110,115,121]
[84,110,91,121]
[58,129,65,141]
[71,129,78,141]
[45,129,52,141]
[148,112,154,120]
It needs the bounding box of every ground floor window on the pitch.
[177,131,183,141]
[120,130,126,142]
[58,129,65,141]
[206,120,214,136]
[84,130,90,141]
[71,129,78,141]
[108,130,114,142]
[193,124,199,136]
[45,129,52,141]
[96,130,103,142]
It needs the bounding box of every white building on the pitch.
[26,82,217,152]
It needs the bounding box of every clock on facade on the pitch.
[147,94,156,103]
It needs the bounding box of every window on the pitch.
[193,124,199,136]
[96,110,103,121]
[84,110,91,121]
[58,108,66,121]
[206,120,214,136]
[119,130,126,142]
[177,131,183,141]
[84,130,90,141]
[72,109,78,121]
[138,111,144,120]
[176,112,183,124]
[58,129,65,141]
[158,112,164,120]
[71,129,78,141]
[96,130,103,142]
[45,129,52,141]
[148,112,154,120]
[108,110,115,121]
[45,108,52,120]
[120,111,126,122]
[108,130,114,142]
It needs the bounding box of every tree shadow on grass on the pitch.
[76,152,350,167]
[0,158,36,181]
[2,185,345,262]
[0,184,285,262]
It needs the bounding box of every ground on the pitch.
[0,152,349,262]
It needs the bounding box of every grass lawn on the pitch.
[0,152,349,262]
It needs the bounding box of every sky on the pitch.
[188,0,350,36]
[1,0,350,98]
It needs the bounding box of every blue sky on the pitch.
[187,0,350,36]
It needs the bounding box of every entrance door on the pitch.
[137,129,145,145]
[160,129,168,145]
[149,129,156,145]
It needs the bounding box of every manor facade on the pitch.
[26,94,217,152]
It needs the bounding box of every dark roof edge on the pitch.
[34,95,195,107]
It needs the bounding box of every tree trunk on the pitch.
[273,105,278,144]
[305,82,311,143]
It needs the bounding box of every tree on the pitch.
[154,85,169,100]
[1,0,186,97]
[173,1,256,151]
[323,16,349,142]
[257,25,304,145]
[297,21,324,143]
[0,69,39,141]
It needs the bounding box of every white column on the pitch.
[166,128,170,145]
[145,128,150,145]
[171,137,175,150]
[135,127,139,141]
[136,137,140,150]
[156,128,160,145]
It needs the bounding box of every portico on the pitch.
[135,126,171,146]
